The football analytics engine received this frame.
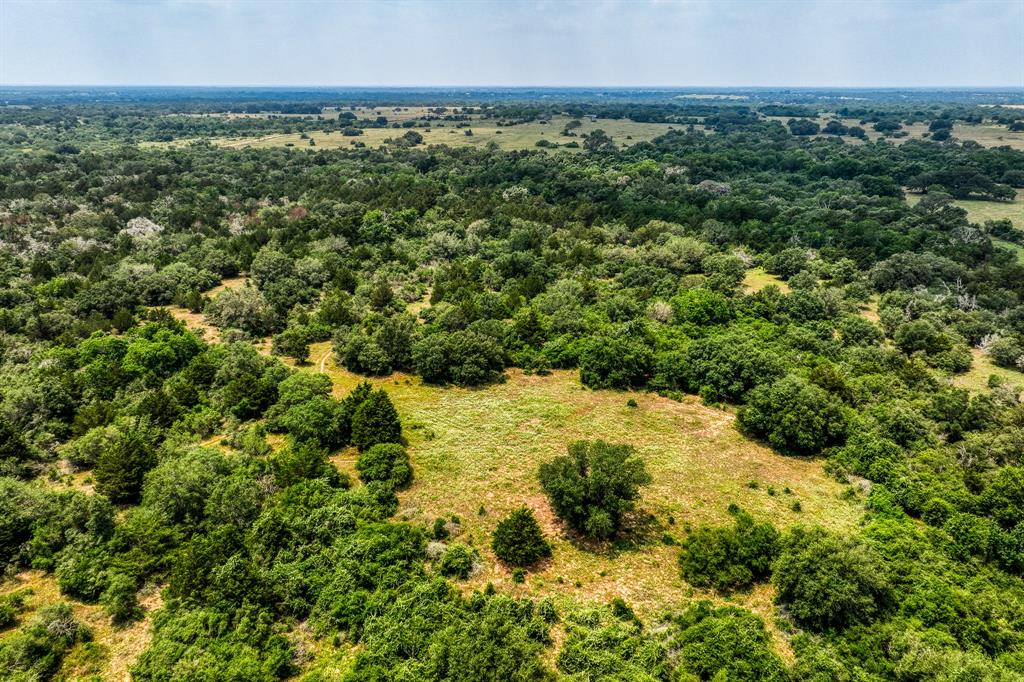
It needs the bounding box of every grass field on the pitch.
[26,283,865,673]
[307,342,862,625]
[742,267,790,293]
[950,347,1024,393]
[906,190,1024,229]
[206,115,678,153]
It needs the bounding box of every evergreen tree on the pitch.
[492,507,551,568]
[350,389,402,451]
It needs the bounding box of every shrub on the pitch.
[95,421,159,504]
[412,330,506,385]
[670,288,732,326]
[538,440,651,539]
[350,389,402,451]
[665,601,787,681]
[102,571,141,623]
[764,247,809,279]
[678,507,779,591]
[772,527,890,631]
[492,507,550,568]
[436,544,477,579]
[738,375,847,456]
[356,443,412,488]
[980,466,1024,529]
[0,603,91,680]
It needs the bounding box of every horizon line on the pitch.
[2,84,1023,91]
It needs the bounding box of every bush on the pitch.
[102,571,141,623]
[437,544,477,579]
[538,440,651,539]
[356,443,412,488]
[95,421,159,504]
[492,507,550,568]
[670,288,732,326]
[764,247,809,279]
[0,603,91,680]
[578,336,653,389]
[678,507,779,591]
[772,527,890,631]
[738,375,847,456]
[350,389,402,451]
[665,601,787,681]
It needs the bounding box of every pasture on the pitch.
[305,342,862,623]
[906,189,1024,228]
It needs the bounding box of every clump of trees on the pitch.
[538,440,651,539]
[772,526,890,631]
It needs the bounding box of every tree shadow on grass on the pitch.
[562,509,666,558]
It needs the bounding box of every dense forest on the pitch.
[1,89,1024,680]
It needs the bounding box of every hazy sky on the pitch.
[1,0,1021,87]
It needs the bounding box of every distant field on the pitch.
[204,115,678,153]
[906,190,1024,228]
[765,115,1024,150]
[306,342,862,624]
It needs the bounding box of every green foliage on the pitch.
[0,603,91,681]
[678,507,779,591]
[350,389,402,451]
[436,544,477,579]
[538,440,651,539]
[739,375,848,455]
[94,420,160,504]
[356,443,413,488]
[665,602,787,681]
[579,336,654,390]
[492,507,551,568]
[773,526,890,631]
[557,610,672,681]
[413,330,507,385]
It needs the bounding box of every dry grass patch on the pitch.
[0,571,160,681]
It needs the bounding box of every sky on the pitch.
[1,0,1022,88]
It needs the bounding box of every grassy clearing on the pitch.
[742,267,790,293]
[906,190,1024,229]
[161,275,250,344]
[0,571,160,681]
[950,348,1024,393]
[306,342,861,626]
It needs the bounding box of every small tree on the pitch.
[95,422,158,504]
[738,375,847,456]
[538,440,651,539]
[272,326,310,364]
[492,507,551,567]
[350,389,402,451]
[356,443,412,488]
